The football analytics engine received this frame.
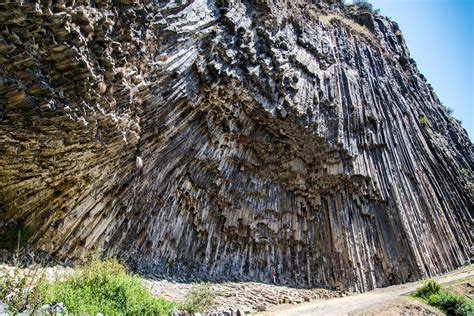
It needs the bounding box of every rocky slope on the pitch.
[0,0,472,291]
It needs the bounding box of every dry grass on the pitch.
[317,13,375,41]
[307,9,398,65]
[0,233,46,313]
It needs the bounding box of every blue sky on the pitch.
[349,0,473,139]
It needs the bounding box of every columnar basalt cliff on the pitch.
[0,0,472,291]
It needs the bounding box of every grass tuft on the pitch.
[418,115,430,128]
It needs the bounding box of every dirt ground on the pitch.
[350,297,443,316]
[259,265,473,316]
[446,279,474,300]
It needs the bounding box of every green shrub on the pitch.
[426,291,474,315]
[40,258,174,315]
[468,182,474,196]
[413,280,474,316]
[444,106,454,115]
[413,279,442,299]
[346,0,380,14]
[460,169,474,196]
[419,115,430,127]
[178,283,217,314]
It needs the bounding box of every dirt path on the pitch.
[260,265,474,316]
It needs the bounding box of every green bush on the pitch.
[38,259,174,315]
[412,280,474,316]
[346,0,380,14]
[428,292,474,316]
[460,169,474,196]
[418,115,430,127]
[413,279,442,299]
[178,283,217,314]
[444,106,454,115]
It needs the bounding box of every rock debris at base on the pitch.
[145,279,343,313]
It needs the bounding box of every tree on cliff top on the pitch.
[345,0,380,14]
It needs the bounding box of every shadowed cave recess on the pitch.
[0,0,472,291]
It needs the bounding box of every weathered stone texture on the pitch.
[0,0,472,291]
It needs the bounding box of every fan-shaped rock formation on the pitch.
[0,0,472,291]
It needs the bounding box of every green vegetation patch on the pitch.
[461,168,474,197]
[345,0,380,15]
[418,115,430,128]
[412,280,474,316]
[1,259,175,315]
[177,283,217,314]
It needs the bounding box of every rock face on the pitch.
[0,0,472,291]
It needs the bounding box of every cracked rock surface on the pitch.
[0,0,472,291]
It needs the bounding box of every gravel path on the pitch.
[260,265,474,316]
